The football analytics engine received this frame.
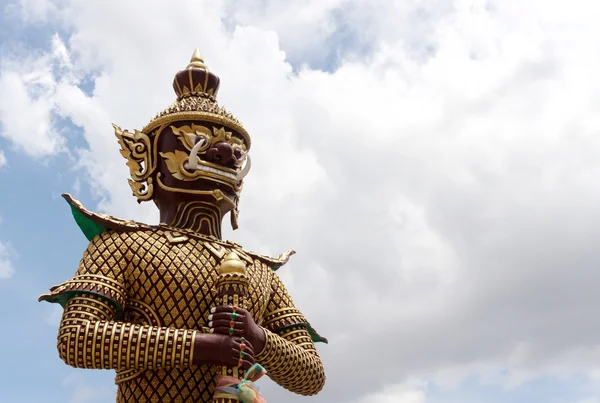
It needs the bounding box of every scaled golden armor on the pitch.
[39,50,327,403]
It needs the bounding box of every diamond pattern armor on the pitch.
[41,226,325,402]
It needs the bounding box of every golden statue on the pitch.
[39,49,327,402]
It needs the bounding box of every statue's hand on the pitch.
[209,306,266,354]
[193,334,255,370]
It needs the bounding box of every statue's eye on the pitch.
[195,135,208,145]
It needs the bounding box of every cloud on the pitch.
[7,0,600,402]
[0,150,6,167]
[0,34,73,157]
[223,0,346,68]
[6,0,59,23]
[0,240,15,279]
[356,379,428,403]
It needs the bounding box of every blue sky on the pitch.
[0,4,115,401]
[3,1,600,402]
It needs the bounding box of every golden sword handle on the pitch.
[213,252,249,402]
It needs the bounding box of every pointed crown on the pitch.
[173,49,221,98]
[142,49,250,149]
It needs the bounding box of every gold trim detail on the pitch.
[38,273,127,308]
[256,327,325,396]
[143,110,250,149]
[165,232,189,244]
[114,125,157,201]
[167,201,223,238]
[171,124,212,152]
[155,173,236,209]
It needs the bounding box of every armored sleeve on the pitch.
[40,231,198,371]
[39,230,130,315]
[256,273,326,396]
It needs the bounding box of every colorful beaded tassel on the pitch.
[214,364,267,403]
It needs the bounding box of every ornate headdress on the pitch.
[142,49,250,146]
[114,50,251,211]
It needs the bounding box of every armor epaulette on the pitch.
[229,245,296,271]
[63,193,151,241]
[38,273,127,318]
[63,194,295,271]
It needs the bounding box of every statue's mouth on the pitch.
[185,136,251,184]
[185,159,238,180]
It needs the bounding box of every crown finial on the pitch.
[187,49,206,69]
[172,49,220,98]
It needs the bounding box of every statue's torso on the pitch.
[110,228,274,402]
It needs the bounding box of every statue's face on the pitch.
[155,121,250,210]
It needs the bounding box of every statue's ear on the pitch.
[113,124,155,201]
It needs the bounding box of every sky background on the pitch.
[2,0,600,402]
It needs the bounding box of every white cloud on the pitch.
[357,379,428,403]
[0,241,15,279]
[0,150,6,167]
[6,0,59,22]
[8,0,600,401]
[0,69,63,156]
[224,0,346,67]
[0,34,73,157]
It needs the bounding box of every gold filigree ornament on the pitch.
[114,124,157,201]
[171,124,247,162]
[171,124,213,151]
[155,173,236,211]
[231,191,241,230]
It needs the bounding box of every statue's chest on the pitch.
[125,236,271,330]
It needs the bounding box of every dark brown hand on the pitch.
[192,333,255,370]
[209,306,266,354]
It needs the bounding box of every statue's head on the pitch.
[114,50,251,229]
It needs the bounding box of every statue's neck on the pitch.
[160,201,223,239]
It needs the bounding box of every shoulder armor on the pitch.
[202,239,296,271]
[64,194,295,270]
[63,193,151,241]
[243,249,296,271]
[171,234,295,271]
[218,240,295,270]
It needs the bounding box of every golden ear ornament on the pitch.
[114,124,157,201]
[127,177,154,202]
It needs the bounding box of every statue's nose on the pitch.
[204,142,234,165]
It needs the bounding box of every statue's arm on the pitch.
[256,273,326,396]
[42,231,244,371]
[56,293,199,370]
